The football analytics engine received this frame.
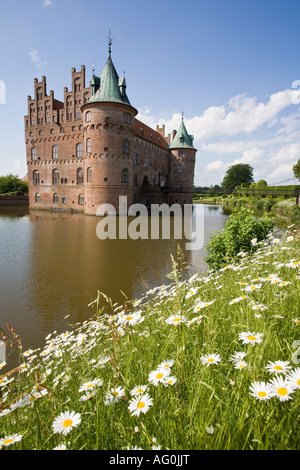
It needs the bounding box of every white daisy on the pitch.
[286,367,300,389]
[163,376,177,386]
[130,385,149,396]
[200,353,222,367]
[157,359,175,370]
[52,410,81,436]
[0,433,23,446]
[128,393,153,417]
[78,378,103,393]
[238,331,263,346]
[104,386,126,404]
[249,381,273,400]
[269,376,296,401]
[234,360,247,370]
[165,314,187,325]
[230,351,247,363]
[265,360,291,375]
[148,368,170,386]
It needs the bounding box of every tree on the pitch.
[256,179,268,187]
[221,163,254,189]
[293,159,300,181]
[0,174,28,195]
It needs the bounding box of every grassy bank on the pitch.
[0,230,300,450]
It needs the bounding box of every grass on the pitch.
[0,229,300,450]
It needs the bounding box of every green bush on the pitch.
[204,207,274,270]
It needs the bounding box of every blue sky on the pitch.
[1,0,300,186]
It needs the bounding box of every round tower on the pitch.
[81,46,138,215]
[168,117,197,205]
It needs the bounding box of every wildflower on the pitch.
[164,376,177,386]
[287,236,294,241]
[0,361,6,370]
[286,367,300,389]
[285,260,299,268]
[148,368,170,386]
[158,359,175,370]
[79,392,95,401]
[185,288,198,299]
[52,411,82,436]
[239,331,263,346]
[78,378,103,393]
[249,381,273,400]
[200,353,222,367]
[266,361,291,375]
[165,314,187,325]
[269,376,296,401]
[206,426,214,435]
[53,444,68,450]
[243,284,262,292]
[128,393,153,417]
[230,351,247,363]
[0,434,23,447]
[234,360,247,370]
[118,311,142,326]
[292,318,300,325]
[130,385,149,396]
[104,386,126,404]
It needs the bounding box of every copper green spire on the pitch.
[169,118,195,150]
[88,39,131,106]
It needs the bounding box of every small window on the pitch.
[85,111,91,123]
[52,145,58,159]
[78,194,84,205]
[87,167,92,182]
[77,168,84,184]
[33,170,39,185]
[31,148,37,161]
[133,154,138,165]
[177,181,182,190]
[122,168,128,183]
[144,157,148,168]
[178,165,183,173]
[53,193,59,203]
[133,174,137,187]
[180,136,184,143]
[60,128,64,133]
[76,112,81,119]
[76,143,83,158]
[52,169,59,185]
[86,138,92,153]
[124,113,131,124]
[122,140,129,154]
[62,197,67,204]
[35,193,40,203]
[178,151,183,157]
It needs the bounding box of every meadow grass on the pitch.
[0,229,299,450]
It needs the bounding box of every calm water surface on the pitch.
[0,204,230,363]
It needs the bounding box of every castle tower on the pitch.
[81,44,138,214]
[168,117,197,205]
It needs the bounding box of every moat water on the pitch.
[0,204,233,366]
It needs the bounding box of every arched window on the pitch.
[122,168,128,183]
[52,145,58,159]
[77,168,84,184]
[52,169,59,185]
[53,193,59,203]
[35,193,40,203]
[76,143,83,158]
[86,138,92,153]
[62,197,66,204]
[78,194,84,205]
[33,170,40,185]
[87,167,92,182]
[122,140,129,154]
[31,148,37,161]
[85,111,91,123]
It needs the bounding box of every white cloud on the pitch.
[43,0,52,6]
[205,160,225,172]
[28,48,47,68]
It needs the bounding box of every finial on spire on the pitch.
[181,109,184,122]
[92,60,95,74]
[108,30,113,55]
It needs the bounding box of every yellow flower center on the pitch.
[137,389,143,394]
[248,335,256,341]
[87,384,93,388]
[173,318,181,322]
[258,391,267,397]
[208,358,214,362]
[3,438,14,445]
[137,402,145,409]
[274,365,282,371]
[63,419,73,428]
[277,387,288,396]
[297,379,300,386]
[156,373,163,379]
[112,391,119,396]
[126,316,133,321]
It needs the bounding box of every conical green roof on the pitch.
[169,120,195,150]
[88,54,131,106]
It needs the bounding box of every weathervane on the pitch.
[108,30,113,55]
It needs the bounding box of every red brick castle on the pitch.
[24,42,197,214]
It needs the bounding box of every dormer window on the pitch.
[180,136,184,143]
